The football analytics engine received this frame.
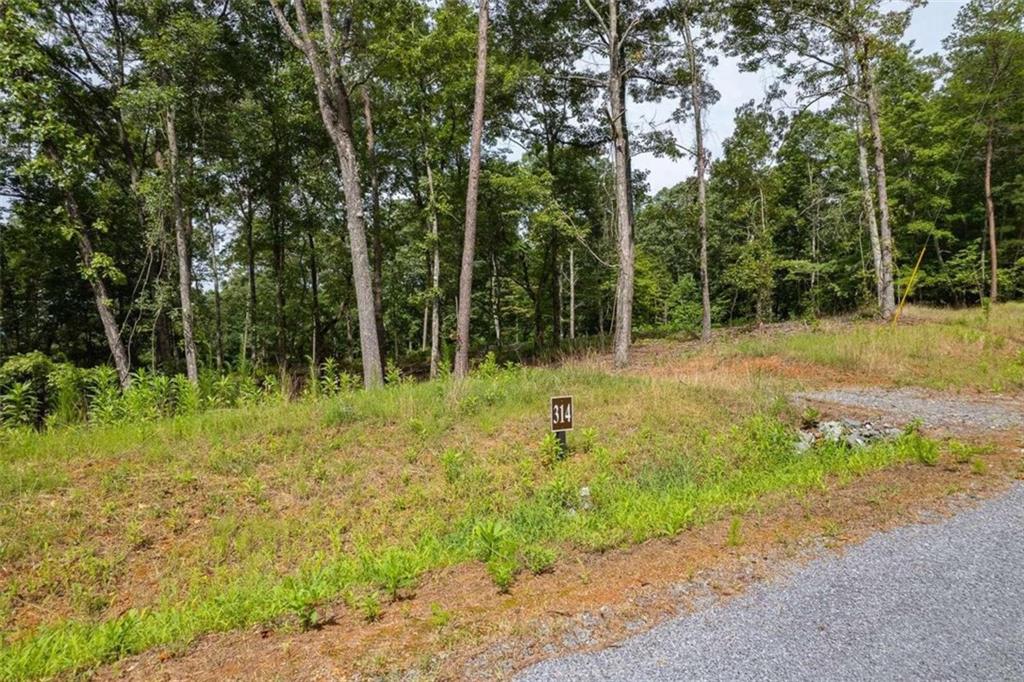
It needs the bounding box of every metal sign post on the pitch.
[550,395,573,457]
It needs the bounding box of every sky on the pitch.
[633,0,968,194]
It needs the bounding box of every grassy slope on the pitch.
[1,305,1020,679]
[721,303,1024,391]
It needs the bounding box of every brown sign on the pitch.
[550,395,573,432]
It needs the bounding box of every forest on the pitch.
[2,0,1023,421]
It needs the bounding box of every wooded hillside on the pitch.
[2,0,1022,395]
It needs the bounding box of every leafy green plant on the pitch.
[429,603,451,628]
[363,548,420,600]
[172,374,201,416]
[439,448,466,484]
[0,381,38,428]
[357,591,382,623]
[576,427,598,454]
[486,555,517,593]
[472,519,513,563]
[521,545,556,575]
[284,587,321,631]
[47,364,87,426]
[539,432,562,464]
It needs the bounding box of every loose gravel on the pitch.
[795,387,1024,432]
[518,485,1024,682]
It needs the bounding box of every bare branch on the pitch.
[268,0,305,53]
[581,0,609,36]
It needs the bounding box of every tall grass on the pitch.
[0,354,947,680]
[726,303,1024,390]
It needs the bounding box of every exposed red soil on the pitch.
[101,436,1023,682]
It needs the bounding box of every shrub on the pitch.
[0,381,39,428]
[539,432,562,464]
[472,519,513,563]
[363,548,420,600]
[0,351,55,426]
[486,555,518,593]
[521,545,557,575]
[47,363,87,426]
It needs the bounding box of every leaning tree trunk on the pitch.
[609,4,635,368]
[682,11,711,343]
[453,0,489,379]
[74,212,132,388]
[270,0,383,388]
[984,127,998,303]
[859,44,896,319]
[165,108,199,383]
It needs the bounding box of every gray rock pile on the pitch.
[796,418,903,453]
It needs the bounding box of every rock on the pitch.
[819,421,844,443]
[798,417,901,451]
[579,486,592,511]
[795,430,816,454]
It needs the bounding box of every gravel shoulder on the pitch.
[518,484,1024,682]
[795,387,1024,433]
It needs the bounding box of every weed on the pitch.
[521,545,557,575]
[358,592,382,623]
[576,427,598,454]
[439,448,466,484]
[429,603,451,628]
[903,418,925,436]
[913,438,940,466]
[800,407,820,429]
[970,458,988,476]
[726,516,744,547]
[486,555,518,593]
[538,432,562,464]
[285,587,322,631]
[472,519,513,562]
[821,520,841,538]
[364,549,420,600]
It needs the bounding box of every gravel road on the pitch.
[518,485,1024,682]
[795,387,1024,432]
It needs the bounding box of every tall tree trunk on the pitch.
[454,0,489,378]
[206,208,224,372]
[491,252,501,345]
[568,247,576,340]
[270,0,383,388]
[307,227,321,369]
[858,42,895,319]
[844,42,884,311]
[243,192,258,364]
[70,207,132,388]
[609,4,635,368]
[984,127,998,303]
[270,203,288,376]
[426,162,442,378]
[682,10,711,343]
[165,108,198,383]
[856,115,884,309]
[362,88,387,369]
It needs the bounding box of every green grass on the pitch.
[722,303,1024,391]
[0,332,967,679]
